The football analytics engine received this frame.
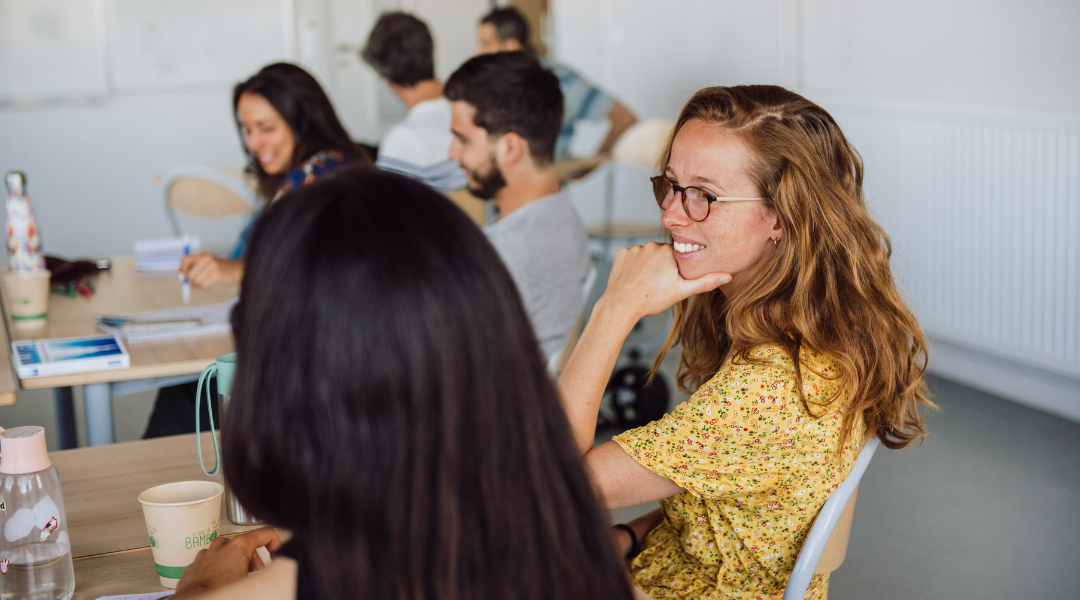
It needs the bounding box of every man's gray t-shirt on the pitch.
[483,191,589,362]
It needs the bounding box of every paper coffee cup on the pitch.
[1,270,50,330]
[138,481,224,589]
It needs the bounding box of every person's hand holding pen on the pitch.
[179,253,245,289]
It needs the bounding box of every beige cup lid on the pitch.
[0,426,52,475]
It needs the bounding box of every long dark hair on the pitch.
[233,63,370,200]
[223,167,634,600]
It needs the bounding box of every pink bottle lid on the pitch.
[0,426,52,475]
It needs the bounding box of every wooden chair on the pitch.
[445,188,488,227]
[783,436,882,599]
[163,164,257,236]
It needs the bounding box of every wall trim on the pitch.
[929,337,1080,424]
[812,95,1080,130]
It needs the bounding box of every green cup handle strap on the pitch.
[195,364,221,476]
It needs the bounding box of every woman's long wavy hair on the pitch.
[233,62,370,200]
[653,85,932,450]
[225,168,634,600]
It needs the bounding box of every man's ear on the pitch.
[495,132,529,169]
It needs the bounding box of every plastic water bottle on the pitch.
[0,427,75,600]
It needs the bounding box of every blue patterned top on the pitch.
[229,150,352,260]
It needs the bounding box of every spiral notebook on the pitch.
[96,299,236,343]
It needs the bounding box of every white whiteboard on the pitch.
[0,0,108,103]
[109,0,296,92]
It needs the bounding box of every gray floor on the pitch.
[829,376,1080,600]
[2,359,1077,599]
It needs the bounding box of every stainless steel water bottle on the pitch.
[195,354,261,526]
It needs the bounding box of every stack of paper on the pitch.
[93,593,174,600]
[96,299,236,343]
[134,237,202,272]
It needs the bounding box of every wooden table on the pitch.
[0,332,17,406]
[53,433,270,598]
[0,256,237,447]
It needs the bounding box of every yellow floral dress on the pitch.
[614,344,864,600]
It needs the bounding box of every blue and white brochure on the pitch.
[11,334,130,378]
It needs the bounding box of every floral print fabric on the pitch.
[614,344,864,600]
[229,150,354,261]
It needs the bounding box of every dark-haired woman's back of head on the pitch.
[224,167,633,600]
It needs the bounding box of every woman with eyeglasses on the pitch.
[558,86,932,600]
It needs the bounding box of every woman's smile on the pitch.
[671,235,707,256]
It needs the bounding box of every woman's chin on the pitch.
[676,262,704,281]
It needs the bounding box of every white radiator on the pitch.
[827,100,1080,419]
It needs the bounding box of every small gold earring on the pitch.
[772,238,779,247]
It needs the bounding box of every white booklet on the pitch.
[11,334,130,379]
[96,299,236,343]
[134,236,202,272]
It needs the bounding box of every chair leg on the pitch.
[54,387,78,449]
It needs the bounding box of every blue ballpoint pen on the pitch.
[180,234,191,304]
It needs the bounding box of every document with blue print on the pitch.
[11,334,130,378]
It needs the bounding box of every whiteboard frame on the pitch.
[107,0,299,95]
[0,0,110,107]
[0,0,298,107]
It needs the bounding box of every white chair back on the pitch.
[783,435,882,599]
[610,119,676,171]
[547,263,599,375]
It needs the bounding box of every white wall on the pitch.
[552,0,1080,119]
[0,91,246,257]
[552,0,798,120]
[800,0,1080,112]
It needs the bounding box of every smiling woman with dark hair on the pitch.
[170,167,635,600]
[143,63,371,441]
[177,62,370,291]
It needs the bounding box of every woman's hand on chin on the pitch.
[600,241,730,322]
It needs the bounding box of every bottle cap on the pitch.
[0,426,52,475]
[5,171,26,194]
